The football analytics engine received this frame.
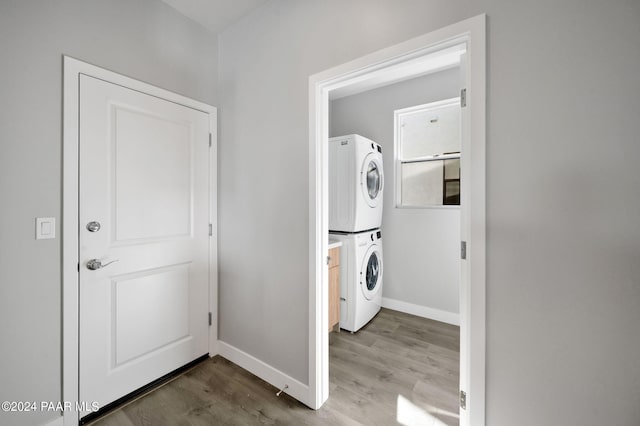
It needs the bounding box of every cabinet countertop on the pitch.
[328,240,343,250]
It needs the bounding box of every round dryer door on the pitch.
[361,154,383,208]
[360,245,382,301]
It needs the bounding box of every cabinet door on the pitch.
[328,246,340,331]
[328,247,340,268]
[329,265,340,331]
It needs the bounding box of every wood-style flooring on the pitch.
[90,308,460,426]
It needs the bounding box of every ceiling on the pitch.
[161,0,270,34]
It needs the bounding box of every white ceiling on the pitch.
[161,0,270,34]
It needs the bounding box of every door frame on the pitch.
[62,56,218,426]
[307,15,486,425]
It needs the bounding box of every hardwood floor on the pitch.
[89,308,459,426]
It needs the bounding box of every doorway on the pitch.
[308,15,486,426]
[62,57,218,426]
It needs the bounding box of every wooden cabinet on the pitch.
[328,246,340,332]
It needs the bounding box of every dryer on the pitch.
[329,134,383,233]
[329,229,383,332]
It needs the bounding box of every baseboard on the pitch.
[42,415,64,426]
[217,341,309,406]
[382,297,460,326]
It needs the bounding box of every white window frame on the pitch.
[394,97,461,209]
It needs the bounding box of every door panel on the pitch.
[79,75,210,417]
[113,106,193,241]
[113,264,191,366]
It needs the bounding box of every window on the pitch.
[395,97,461,207]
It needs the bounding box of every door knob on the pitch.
[86,221,101,232]
[86,259,119,270]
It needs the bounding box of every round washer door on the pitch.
[360,245,382,301]
[360,153,383,208]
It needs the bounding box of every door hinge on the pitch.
[460,390,467,410]
[209,133,212,147]
[209,223,213,237]
[461,88,467,107]
[208,312,212,326]
[461,241,467,260]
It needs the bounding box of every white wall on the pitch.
[219,0,640,424]
[330,69,461,321]
[0,1,217,425]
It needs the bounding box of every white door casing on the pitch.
[308,15,485,426]
[63,57,218,426]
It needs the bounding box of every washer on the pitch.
[329,229,383,332]
[329,134,383,233]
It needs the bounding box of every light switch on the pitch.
[36,217,56,240]
[41,222,51,235]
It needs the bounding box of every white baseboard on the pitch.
[382,297,460,326]
[42,415,63,426]
[217,341,310,406]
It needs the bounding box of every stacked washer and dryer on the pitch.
[329,134,384,332]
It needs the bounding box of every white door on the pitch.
[78,75,210,417]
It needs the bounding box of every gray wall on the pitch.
[330,69,461,318]
[218,0,640,425]
[0,1,217,425]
